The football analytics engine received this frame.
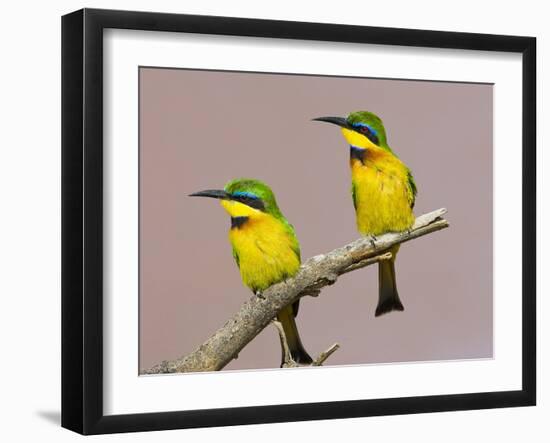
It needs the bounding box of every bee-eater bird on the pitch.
[313,111,417,317]
[190,178,313,366]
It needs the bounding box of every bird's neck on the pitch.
[350,145,366,164]
[228,210,284,233]
[231,216,249,229]
[349,144,404,175]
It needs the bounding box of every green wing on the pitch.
[289,224,301,262]
[283,221,301,262]
[351,181,358,211]
[406,169,417,209]
[231,245,240,268]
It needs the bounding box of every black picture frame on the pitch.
[61,8,536,435]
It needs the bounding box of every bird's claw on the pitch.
[369,235,378,248]
[255,291,265,300]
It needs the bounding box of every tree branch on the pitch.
[141,208,449,375]
[272,319,340,368]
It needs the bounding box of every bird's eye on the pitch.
[355,124,379,145]
[352,123,370,134]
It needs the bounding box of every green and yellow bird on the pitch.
[314,111,417,317]
[190,178,313,366]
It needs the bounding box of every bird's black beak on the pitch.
[189,189,230,200]
[312,116,351,129]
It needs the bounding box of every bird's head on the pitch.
[313,110,390,151]
[189,178,283,219]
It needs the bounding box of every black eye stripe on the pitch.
[233,195,265,211]
[351,123,379,145]
[360,127,379,145]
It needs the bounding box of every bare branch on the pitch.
[312,344,341,366]
[272,320,297,368]
[141,208,449,375]
[272,320,340,368]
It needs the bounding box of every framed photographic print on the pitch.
[61,8,536,435]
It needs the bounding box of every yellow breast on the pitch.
[350,150,415,236]
[222,200,300,292]
[340,126,415,235]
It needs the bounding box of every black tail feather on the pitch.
[376,258,405,317]
[277,303,313,366]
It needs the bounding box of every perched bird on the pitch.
[190,178,313,366]
[313,111,417,317]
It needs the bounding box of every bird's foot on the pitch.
[281,358,300,368]
[255,291,265,300]
[369,235,378,248]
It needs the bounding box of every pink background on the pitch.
[139,67,493,372]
